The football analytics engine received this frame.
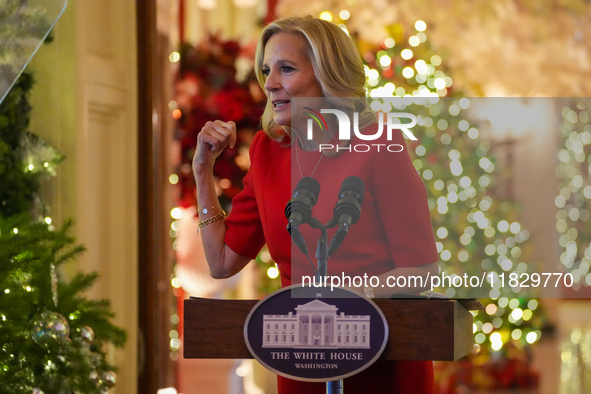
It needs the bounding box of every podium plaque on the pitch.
[184,296,482,361]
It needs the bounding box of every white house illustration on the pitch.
[262,299,370,349]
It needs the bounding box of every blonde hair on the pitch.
[254,16,372,141]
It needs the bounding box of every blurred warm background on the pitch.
[2,0,590,393]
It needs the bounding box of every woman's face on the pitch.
[262,33,323,127]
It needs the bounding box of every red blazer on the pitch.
[223,126,438,393]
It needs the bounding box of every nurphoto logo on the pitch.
[303,107,418,153]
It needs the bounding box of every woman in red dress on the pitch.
[193,16,439,394]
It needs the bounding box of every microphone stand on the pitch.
[289,177,364,394]
[306,218,343,394]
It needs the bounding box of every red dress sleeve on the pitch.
[370,130,439,268]
[223,133,266,260]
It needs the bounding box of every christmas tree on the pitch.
[0,71,126,393]
[555,100,591,394]
[330,13,544,391]
[555,101,591,289]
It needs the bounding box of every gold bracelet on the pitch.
[198,209,227,228]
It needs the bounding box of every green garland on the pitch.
[0,65,126,394]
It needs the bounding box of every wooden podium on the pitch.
[184,298,482,361]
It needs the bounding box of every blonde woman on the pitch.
[193,16,438,394]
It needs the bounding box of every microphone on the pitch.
[328,176,365,256]
[285,177,321,255]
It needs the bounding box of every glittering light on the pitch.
[526,331,538,344]
[169,52,180,63]
[45,217,52,224]
[415,60,428,74]
[447,192,458,203]
[319,11,333,21]
[490,332,503,350]
[267,266,279,279]
[459,176,471,188]
[171,208,182,220]
[485,304,497,315]
[384,83,395,94]
[408,36,420,47]
[12,228,18,234]
[528,299,538,310]
[415,20,427,31]
[460,234,471,245]
[511,308,523,321]
[434,78,446,90]
[384,38,395,48]
[522,309,533,321]
[236,362,249,377]
[450,160,463,176]
[459,98,470,109]
[170,338,181,350]
[512,329,523,340]
[380,55,392,67]
[171,277,182,288]
[489,289,500,299]
[401,49,413,60]
[497,220,509,232]
[509,298,520,309]
[402,67,414,78]
[436,227,448,239]
[367,69,379,79]
[478,175,491,187]
[448,149,461,160]
[479,157,494,172]
[449,105,460,116]
[339,10,350,20]
[169,174,179,184]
